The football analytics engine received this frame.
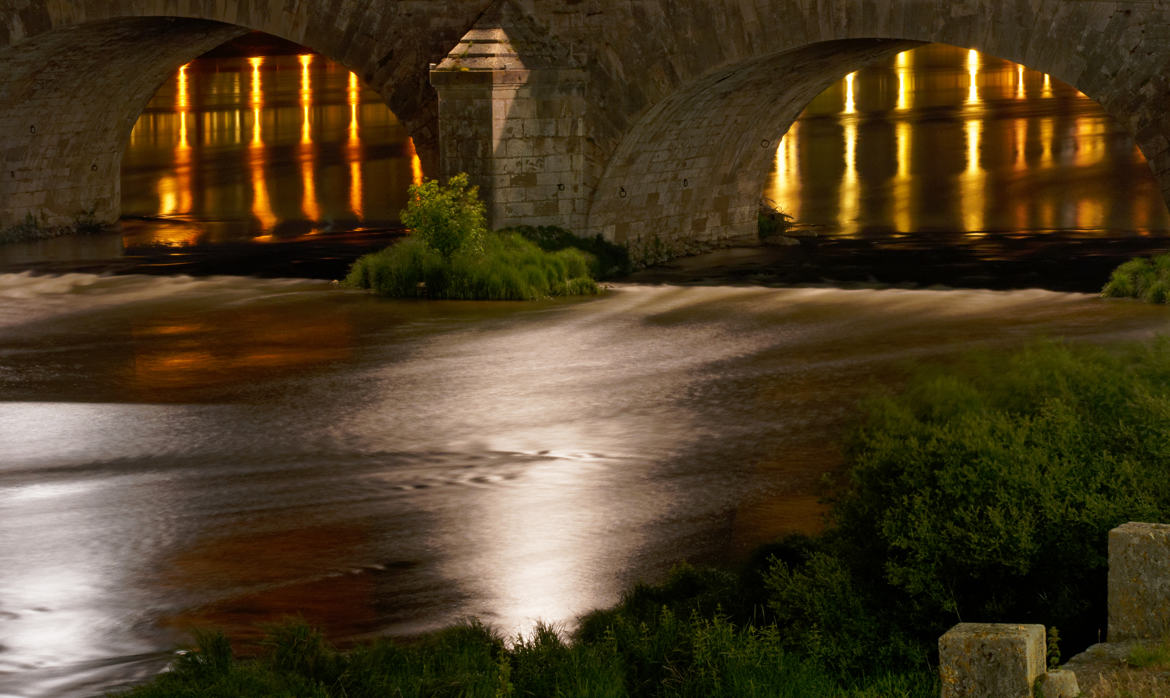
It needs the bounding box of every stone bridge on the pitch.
[3,0,1169,259]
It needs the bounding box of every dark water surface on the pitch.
[2,275,1170,696]
[4,43,1170,698]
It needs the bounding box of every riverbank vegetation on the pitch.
[1102,253,1170,302]
[115,339,1170,696]
[345,175,602,300]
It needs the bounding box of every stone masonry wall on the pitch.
[4,0,1170,253]
[0,0,488,227]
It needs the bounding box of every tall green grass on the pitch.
[500,225,633,279]
[345,231,600,300]
[1102,253,1170,302]
[113,614,935,698]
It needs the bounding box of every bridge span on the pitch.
[3,0,1169,260]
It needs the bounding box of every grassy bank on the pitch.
[116,338,1170,696]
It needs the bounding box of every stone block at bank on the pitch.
[938,623,1045,698]
[1109,521,1170,641]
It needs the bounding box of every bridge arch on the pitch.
[0,1,491,228]
[581,0,1170,258]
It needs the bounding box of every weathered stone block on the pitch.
[938,623,1045,698]
[1109,522,1170,642]
[1033,669,1079,698]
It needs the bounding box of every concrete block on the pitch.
[1109,522,1170,642]
[938,623,1046,698]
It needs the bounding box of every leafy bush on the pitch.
[400,173,486,260]
[346,175,602,300]
[761,339,1170,675]
[1102,253,1170,303]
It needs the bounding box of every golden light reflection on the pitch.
[893,119,912,233]
[1074,117,1106,168]
[1039,116,1055,168]
[130,314,353,393]
[157,63,194,230]
[1016,64,1026,100]
[406,137,424,187]
[961,118,985,234]
[176,64,189,111]
[770,123,801,222]
[348,72,364,218]
[1013,117,1028,171]
[839,119,859,236]
[965,49,980,104]
[248,56,277,235]
[843,71,856,114]
[1042,73,1053,98]
[300,54,314,147]
[299,54,319,223]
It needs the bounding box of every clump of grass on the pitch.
[344,231,600,300]
[1127,637,1170,669]
[499,225,632,279]
[1102,254,1170,302]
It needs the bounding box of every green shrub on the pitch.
[346,175,602,300]
[1102,253,1170,303]
[766,339,1170,674]
[400,173,486,260]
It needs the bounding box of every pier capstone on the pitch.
[938,623,1045,698]
[1108,521,1170,642]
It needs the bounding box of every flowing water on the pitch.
[2,277,1170,696]
[4,42,1170,698]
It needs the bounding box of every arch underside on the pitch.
[585,39,918,253]
[580,0,1170,255]
[0,2,490,227]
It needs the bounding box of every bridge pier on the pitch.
[431,2,589,232]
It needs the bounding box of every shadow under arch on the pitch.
[584,36,1170,261]
[0,2,490,228]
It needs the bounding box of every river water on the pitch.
[3,43,1170,698]
[2,276,1170,697]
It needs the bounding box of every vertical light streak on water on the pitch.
[843,71,856,114]
[895,49,911,112]
[348,72,364,219]
[407,137,424,187]
[894,119,913,234]
[299,54,320,226]
[961,118,986,235]
[770,122,800,221]
[966,49,980,105]
[839,117,859,236]
[248,57,277,237]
